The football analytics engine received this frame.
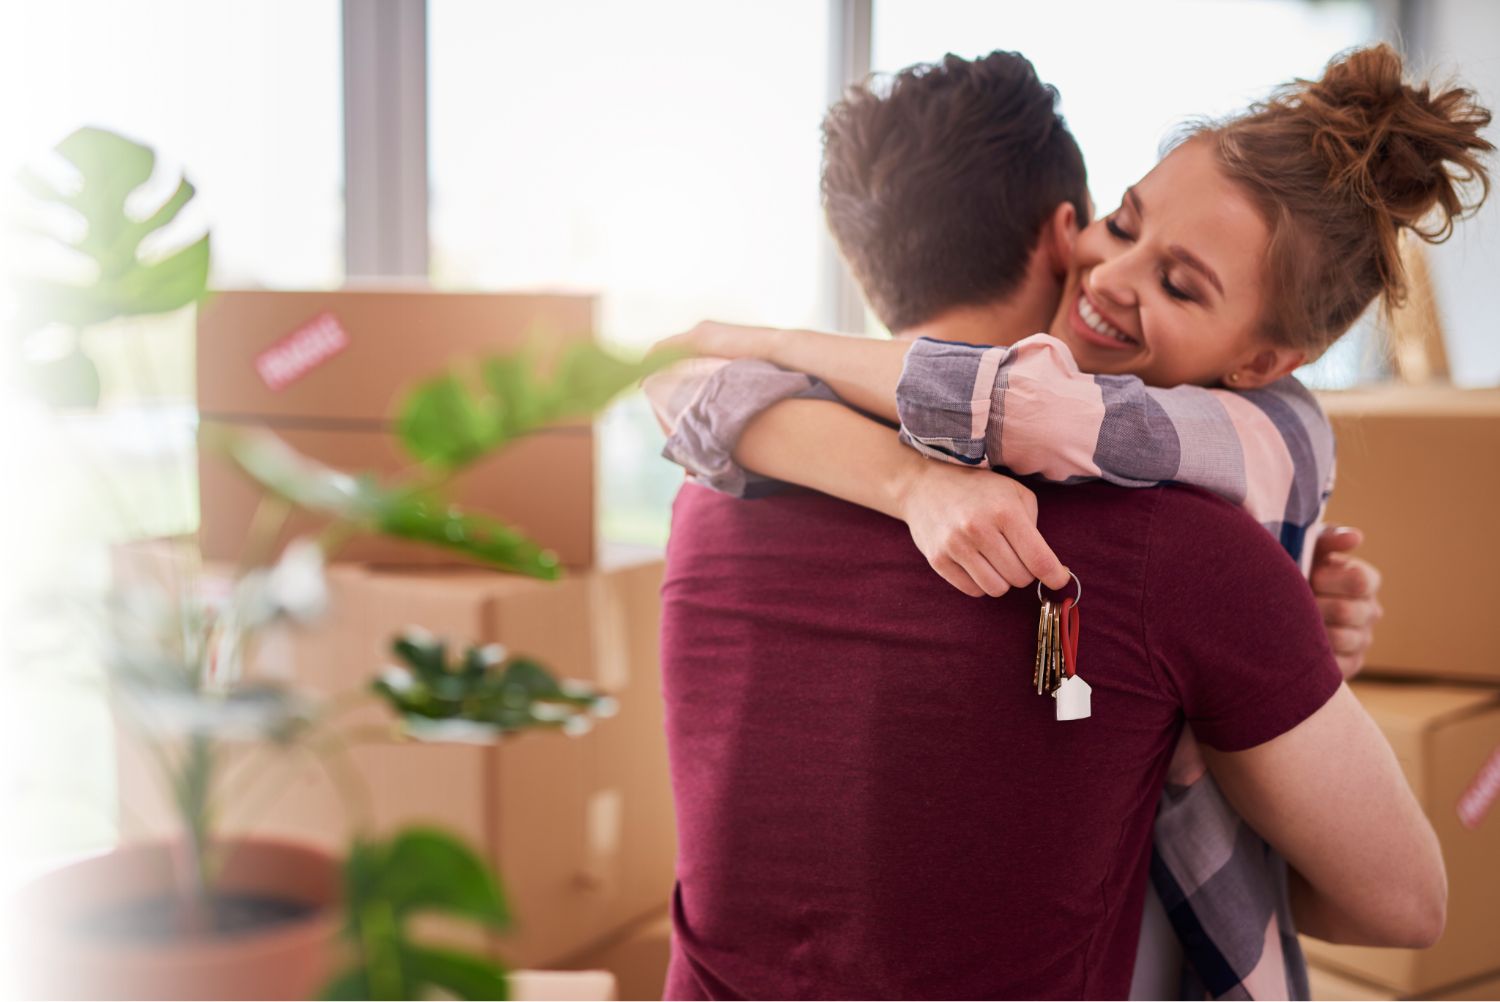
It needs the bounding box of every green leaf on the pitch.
[378,828,511,928]
[373,492,561,579]
[391,633,449,682]
[481,352,538,436]
[205,424,383,522]
[340,838,390,936]
[328,828,516,1002]
[112,232,211,314]
[11,127,210,334]
[395,372,503,469]
[375,634,612,740]
[548,339,668,418]
[403,944,510,1001]
[124,176,197,251]
[396,340,684,470]
[318,966,372,1001]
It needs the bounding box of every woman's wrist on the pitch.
[884,449,931,522]
[764,327,803,369]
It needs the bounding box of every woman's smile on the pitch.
[1069,288,1138,350]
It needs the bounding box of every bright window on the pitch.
[429,0,832,544]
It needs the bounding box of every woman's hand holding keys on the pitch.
[896,462,1070,599]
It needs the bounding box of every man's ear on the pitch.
[1227,346,1307,389]
[1044,201,1079,279]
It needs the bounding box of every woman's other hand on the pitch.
[896,463,1069,598]
[1310,526,1383,681]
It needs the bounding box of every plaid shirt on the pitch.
[644,333,1337,1001]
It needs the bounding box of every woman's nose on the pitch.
[1088,251,1140,309]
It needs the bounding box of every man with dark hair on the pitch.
[651,52,1401,1000]
[821,51,1089,332]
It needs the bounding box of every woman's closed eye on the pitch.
[1161,274,1194,302]
[1106,216,1196,303]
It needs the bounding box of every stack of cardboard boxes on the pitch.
[1304,387,1500,1001]
[115,290,677,995]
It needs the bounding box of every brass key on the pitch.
[1035,599,1066,696]
[1045,602,1064,695]
[1034,599,1055,694]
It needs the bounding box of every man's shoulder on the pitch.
[1135,483,1307,593]
[667,481,916,568]
[1156,480,1264,524]
[1034,479,1298,579]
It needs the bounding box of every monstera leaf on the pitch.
[207,425,562,578]
[373,630,615,741]
[206,424,383,521]
[374,491,560,579]
[12,126,210,332]
[397,340,683,469]
[323,828,511,1001]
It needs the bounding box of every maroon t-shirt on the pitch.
[660,480,1341,1000]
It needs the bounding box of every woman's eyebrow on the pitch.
[1168,245,1225,297]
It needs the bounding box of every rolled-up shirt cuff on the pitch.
[895,337,1010,467]
[662,358,840,498]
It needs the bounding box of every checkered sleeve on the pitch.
[642,357,839,499]
[896,333,1336,567]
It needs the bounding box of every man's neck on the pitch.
[888,246,1068,345]
[896,282,1058,348]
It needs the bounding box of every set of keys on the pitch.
[1034,572,1092,721]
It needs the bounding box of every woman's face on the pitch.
[1048,139,1274,388]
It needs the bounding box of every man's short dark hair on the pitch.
[821,51,1089,332]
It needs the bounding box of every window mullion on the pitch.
[343,0,429,279]
[823,0,873,333]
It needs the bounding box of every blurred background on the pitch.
[0,0,1496,991]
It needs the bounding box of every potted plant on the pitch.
[5,127,674,1000]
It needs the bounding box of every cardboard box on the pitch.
[561,911,672,1002]
[113,544,676,968]
[1310,962,1500,1000]
[509,970,617,1001]
[1301,680,1500,995]
[1317,387,1500,683]
[196,289,598,568]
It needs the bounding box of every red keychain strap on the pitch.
[1059,597,1080,678]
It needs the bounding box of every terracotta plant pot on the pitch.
[12,836,344,1001]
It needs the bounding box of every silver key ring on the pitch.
[1036,569,1082,608]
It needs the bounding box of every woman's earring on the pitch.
[1227,372,1241,385]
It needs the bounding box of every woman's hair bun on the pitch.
[1295,43,1492,242]
[1197,43,1492,356]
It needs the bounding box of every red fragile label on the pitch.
[1457,742,1500,830]
[255,311,350,391]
